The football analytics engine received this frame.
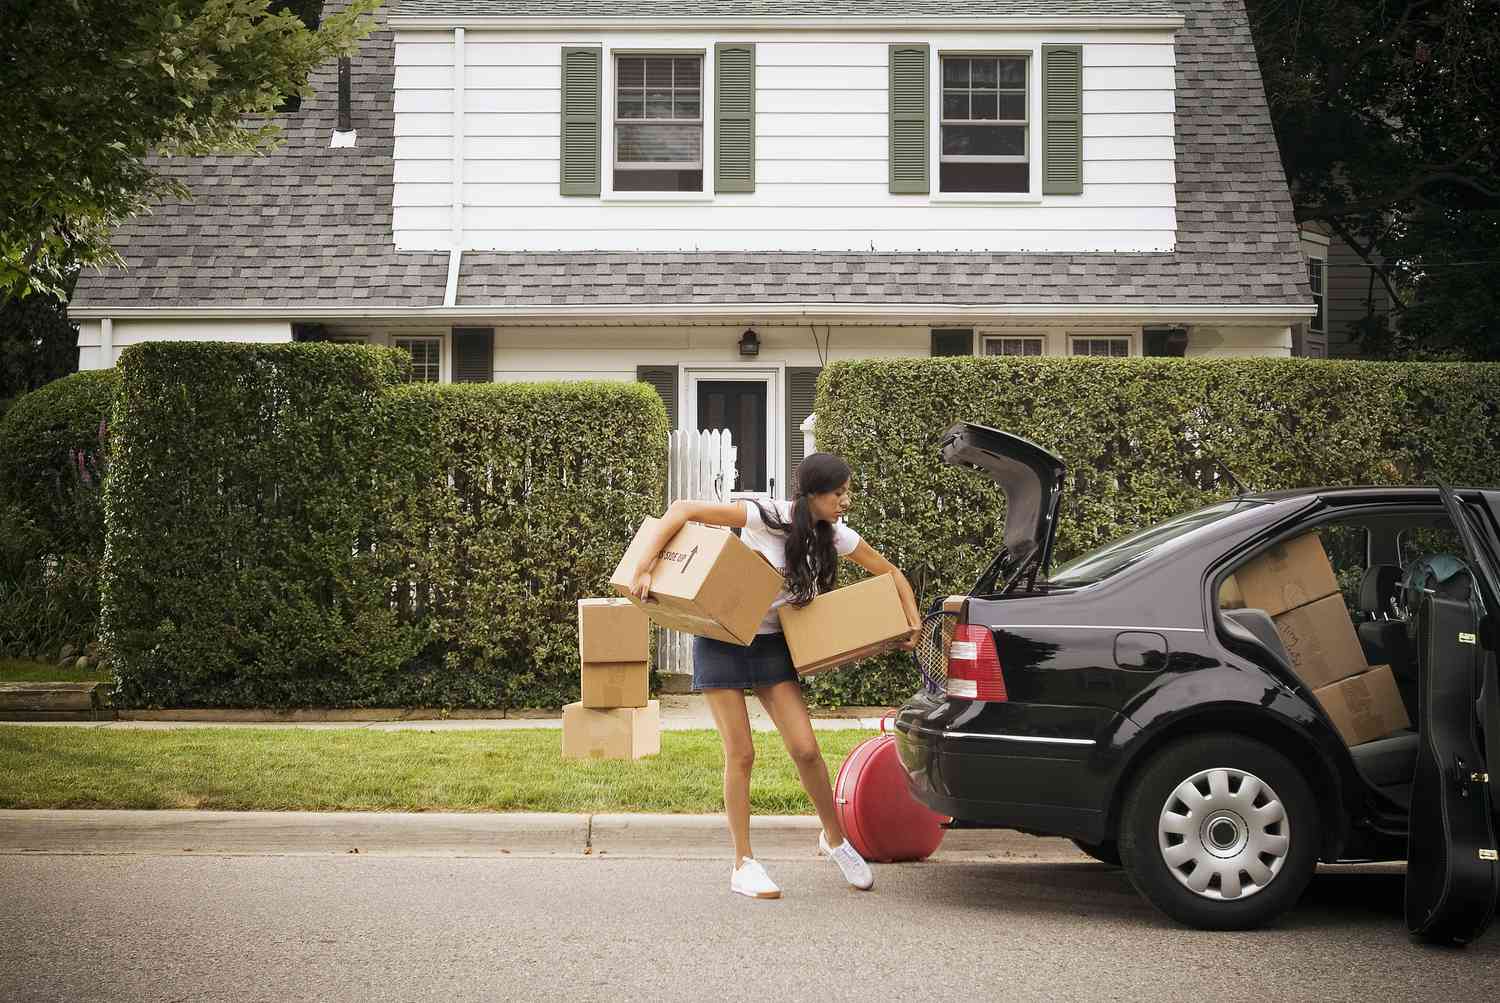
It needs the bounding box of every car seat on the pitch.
[1354,564,1416,719]
[1222,607,1293,672]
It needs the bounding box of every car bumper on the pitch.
[894,697,1122,844]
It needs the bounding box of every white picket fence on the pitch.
[657,429,737,677]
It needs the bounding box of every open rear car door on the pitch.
[1404,484,1500,944]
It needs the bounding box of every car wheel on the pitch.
[1070,838,1122,867]
[1118,735,1319,930]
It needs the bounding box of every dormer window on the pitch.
[614,55,704,192]
[940,54,1029,193]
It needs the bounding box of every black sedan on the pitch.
[896,423,1500,936]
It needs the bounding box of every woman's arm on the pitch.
[627,498,748,599]
[845,540,923,648]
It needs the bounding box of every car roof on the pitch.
[1238,486,1449,505]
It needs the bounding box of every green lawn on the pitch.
[0,658,112,684]
[0,726,873,814]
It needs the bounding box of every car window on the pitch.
[1319,522,1369,616]
[1048,499,1267,587]
[1398,523,1465,569]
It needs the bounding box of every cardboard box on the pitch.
[577,598,649,664]
[609,518,783,646]
[1234,533,1340,616]
[778,574,912,676]
[562,700,660,760]
[1313,665,1411,746]
[580,661,649,709]
[1272,593,1368,689]
[1219,574,1245,609]
[942,594,967,614]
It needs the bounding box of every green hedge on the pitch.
[102,342,667,709]
[0,369,117,657]
[804,357,1500,706]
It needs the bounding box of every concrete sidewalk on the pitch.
[0,693,891,731]
[0,809,1086,863]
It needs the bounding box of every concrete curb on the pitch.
[0,810,1088,864]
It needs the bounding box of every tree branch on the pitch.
[1326,216,1407,314]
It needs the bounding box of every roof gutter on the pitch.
[388,15,1186,31]
[68,302,1315,324]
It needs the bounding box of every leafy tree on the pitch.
[1247,0,1500,358]
[0,0,380,303]
[0,289,78,408]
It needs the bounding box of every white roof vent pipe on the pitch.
[331,56,356,148]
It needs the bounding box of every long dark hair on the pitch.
[754,452,852,606]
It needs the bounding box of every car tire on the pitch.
[1070,838,1122,867]
[1118,735,1319,930]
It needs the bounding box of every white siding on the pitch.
[74,319,292,371]
[1185,326,1293,358]
[392,28,1177,254]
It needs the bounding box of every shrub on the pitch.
[804,357,1500,706]
[102,342,667,708]
[0,369,116,657]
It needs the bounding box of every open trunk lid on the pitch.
[939,422,1066,592]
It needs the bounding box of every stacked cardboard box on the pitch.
[1235,533,1410,745]
[563,598,660,760]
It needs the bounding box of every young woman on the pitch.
[628,452,922,899]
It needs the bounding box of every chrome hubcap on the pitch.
[1157,767,1290,901]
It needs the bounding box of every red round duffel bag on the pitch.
[833,726,947,863]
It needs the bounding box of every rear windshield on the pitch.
[1047,499,1268,587]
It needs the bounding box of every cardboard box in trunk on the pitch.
[1234,533,1340,616]
[561,700,660,760]
[577,598,649,664]
[609,518,783,646]
[1313,664,1411,746]
[777,574,912,676]
[580,662,649,709]
[1271,593,1368,689]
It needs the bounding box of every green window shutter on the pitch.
[452,328,494,382]
[1041,44,1083,196]
[930,329,974,356]
[715,43,756,193]
[636,365,678,429]
[888,44,930,194]
[560,46,602,196]
[785,366,820,490]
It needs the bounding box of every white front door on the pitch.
[684,368,781,499]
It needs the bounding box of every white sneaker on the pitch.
[819,831,875,890]
[730,858,782,899]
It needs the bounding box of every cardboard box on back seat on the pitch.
[1313,664,1411,745]
[1271,593,1368,689]
[1233,532,1341,617]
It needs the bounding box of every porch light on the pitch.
[738,329,760,357]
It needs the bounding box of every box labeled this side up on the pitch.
[778,574,912,676]
[609,517,783,646]
[562,700,661,760]
[577,597,649,664]
[1313,664,1410,746]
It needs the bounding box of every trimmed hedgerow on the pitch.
[0,369,117,657]
[802,356,1500,707]
[102,342,666,709]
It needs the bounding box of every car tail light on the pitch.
[945,624,1007,701]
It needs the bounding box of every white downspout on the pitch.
[100,317,114,369]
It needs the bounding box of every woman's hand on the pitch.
[897,619,921,652]
[630,569,653,601]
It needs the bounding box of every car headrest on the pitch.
[1359,563,1403,614]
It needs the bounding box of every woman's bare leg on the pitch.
[755,680,845,847]
[703,686,756,865]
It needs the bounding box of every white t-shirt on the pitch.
[741,498,862,634]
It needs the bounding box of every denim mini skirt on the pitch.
[692,632,800,691]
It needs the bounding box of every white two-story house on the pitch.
[70,0,1313,499]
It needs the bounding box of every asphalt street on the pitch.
[4,853,1496,1002]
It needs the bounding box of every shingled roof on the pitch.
[391,0,1180,17]
[71,0,1310,313]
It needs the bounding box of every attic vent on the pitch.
[331,56,356,148]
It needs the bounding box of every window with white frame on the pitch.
[1070,336,1131,358]
[395,337,441,383]
[983,336,1045,357]
[1308,257,1326,334]
[940,54,1029,193]
[614,54,703,192]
